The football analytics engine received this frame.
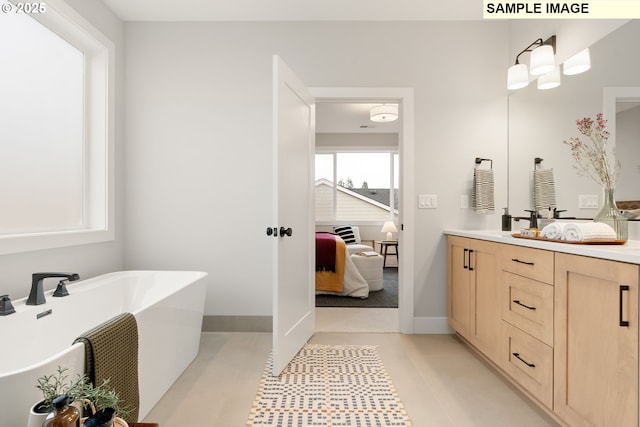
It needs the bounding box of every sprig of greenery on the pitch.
[35,366,130,418]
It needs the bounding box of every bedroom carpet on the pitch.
[246,344,412,427]
[316,268,398,308]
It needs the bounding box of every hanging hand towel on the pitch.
[471,168,495,214]
[533,168,557,212]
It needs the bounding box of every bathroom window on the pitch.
[0,0,114,254]
[315,151,399,223]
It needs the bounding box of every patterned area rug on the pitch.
[246,344,412,426]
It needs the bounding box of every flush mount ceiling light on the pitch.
[563,48,591,75]
[507,35,556,90]
[370,104,398,122]
[537,66,561,90]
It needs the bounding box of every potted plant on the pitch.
[30,366,130,427]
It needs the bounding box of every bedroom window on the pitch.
[0,0,114,254]
[315,152,399,222]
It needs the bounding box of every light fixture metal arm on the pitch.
[513,35,556,65]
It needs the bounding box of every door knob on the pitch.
[279,227,293,237]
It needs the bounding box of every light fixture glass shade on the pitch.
[563,48,591,75]
[537,67,561,90]
[370,105,398,122]
[381,221,398,241]
[530,44,555,76]
[507,63,529,90]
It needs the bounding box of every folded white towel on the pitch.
[540,222,566,239]
[561,222,617,242]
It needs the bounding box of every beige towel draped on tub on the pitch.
[74,312,140,423]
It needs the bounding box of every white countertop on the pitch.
[444,229,640,265]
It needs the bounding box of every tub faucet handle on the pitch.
[0,294,16,316]
[53,280,70,298]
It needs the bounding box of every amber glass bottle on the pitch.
[42,395,80,427]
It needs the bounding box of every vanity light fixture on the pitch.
[563,48,591,75]
[537,66,561,90]
[507,35,556,90]
[370,104,398,122]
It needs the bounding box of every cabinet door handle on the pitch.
[468,249,474,271]
[511,258,534,266]
[513,300,536,311]
[512,352,536,368]
[463,248,468,269]
[620,285,630,327]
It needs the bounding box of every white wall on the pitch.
[0,0,125,302]
[123,21,510,323]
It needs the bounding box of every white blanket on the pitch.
[540,222,566,239]
[561,222,617,242]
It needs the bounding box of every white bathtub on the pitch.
[0,270,207,426]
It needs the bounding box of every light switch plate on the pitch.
[460,195,469,209]
[579,194,599,209]
[418,194,438,209]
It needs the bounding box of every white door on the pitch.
[271,55,315,375]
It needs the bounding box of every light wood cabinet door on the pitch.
[448,236,471,337]
[554,253,639,427]
[469,239,501,362]
[447,236,501,361]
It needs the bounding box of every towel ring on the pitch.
[534,157,543,169]
[475,157,493,169]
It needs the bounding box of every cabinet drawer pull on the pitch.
[468,249,474,271]
[511,258,534,266]
[512,352,536,368]
[463,249,468,269]
[620,285,630,327]
[513,300,536,311]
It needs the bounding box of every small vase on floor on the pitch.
[594,188,628,241]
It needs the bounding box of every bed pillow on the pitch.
[333,225,357,245]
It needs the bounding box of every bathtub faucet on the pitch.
[26,272,80,306]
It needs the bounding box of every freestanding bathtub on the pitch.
[0,270,207,426]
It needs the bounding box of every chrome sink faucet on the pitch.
[26,272,80,306]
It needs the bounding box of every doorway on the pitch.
[309,87,415,334]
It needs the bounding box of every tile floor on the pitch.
[143,309,559,427]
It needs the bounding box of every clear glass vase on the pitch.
[594,188,628,241]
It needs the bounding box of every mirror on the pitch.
[508,20,640,220]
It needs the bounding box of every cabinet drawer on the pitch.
[502,272,553,346]
[501,245,554,284]
[502,322,553,409]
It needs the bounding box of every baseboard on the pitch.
[413,316,454,334]
[202,315,272,332]
[202,315,452,334]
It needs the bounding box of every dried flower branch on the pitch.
[563,113,620,189]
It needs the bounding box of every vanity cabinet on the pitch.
[447,236,501,363]
[447,233,640,427]
[554,253,639,427]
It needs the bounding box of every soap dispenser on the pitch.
[43,395,80,427]
[501,207,512,231]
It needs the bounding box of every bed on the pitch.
[315,232,369,298]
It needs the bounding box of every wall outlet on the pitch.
[579,194,599,209]
[460,194,469,209]
[418,194,438,209]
